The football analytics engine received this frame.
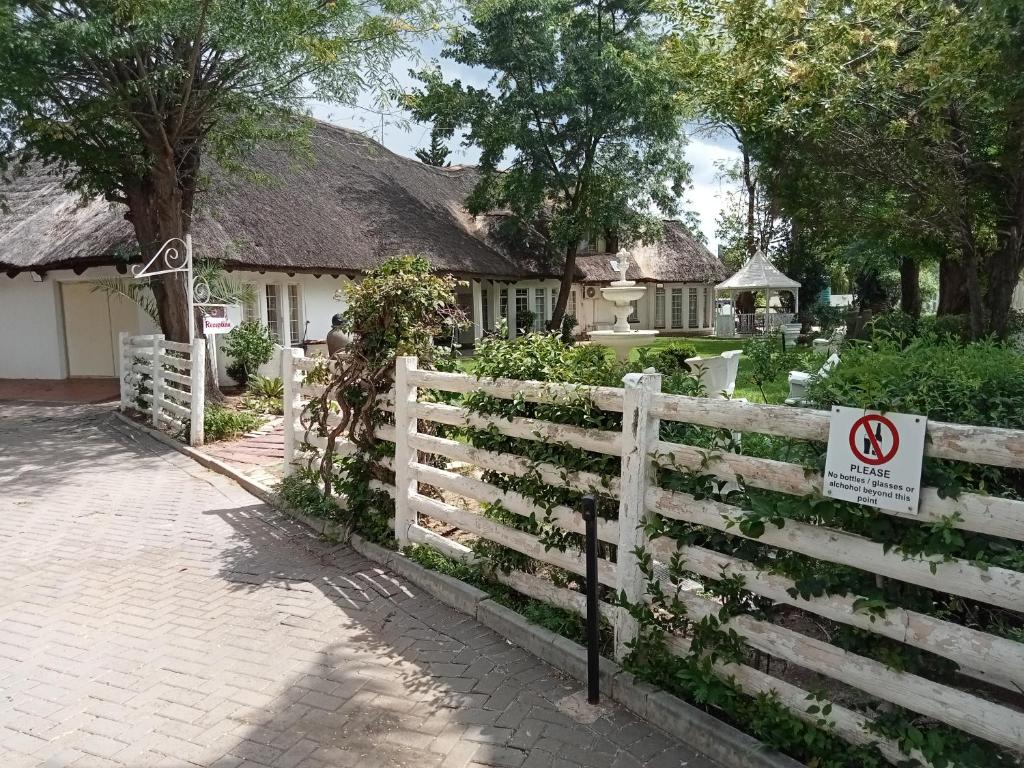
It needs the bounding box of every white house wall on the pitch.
[0,267,157,380]
[0,273,67,379]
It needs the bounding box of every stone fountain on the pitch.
[587,251,658,360]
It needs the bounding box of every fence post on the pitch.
[615,371,662,661]
[189,337,206,446]
[118,332,130,412]
[150,334,165,428]
[393,356,419,547]
[282,348,303,477]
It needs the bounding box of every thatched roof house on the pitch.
[0,120,723,284]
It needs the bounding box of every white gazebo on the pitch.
[714,250,801,337]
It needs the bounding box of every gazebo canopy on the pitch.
[716,250,800,292]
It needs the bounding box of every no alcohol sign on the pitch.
[823,406,928,514]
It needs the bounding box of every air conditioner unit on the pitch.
[584,286,597,299]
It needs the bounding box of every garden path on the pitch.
[0,402,717,768]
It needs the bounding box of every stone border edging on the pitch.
[111,411,801,768]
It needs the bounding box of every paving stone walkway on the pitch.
[0,403,719,768]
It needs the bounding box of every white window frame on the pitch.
[265,284,281,342]
[287,283,302,344]
[688,287,699,328]
[671,288,683,329]
[655,286,666,328]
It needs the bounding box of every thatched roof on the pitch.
[196,122,524,278]
[575,221,728,284]
[0,164,135,272]
[1,121,723,284]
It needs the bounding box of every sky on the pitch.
[308,39,740,252]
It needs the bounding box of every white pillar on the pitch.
[189,337,206,446]
[393,356,419,546]
[118,331,130,412]
[507,285,517,339]
[614,371,662,660]
[472,280,483,344]
[150,335,165,428]
[490,281,501,330]
[282,347,302,476]
[279,282,292,348]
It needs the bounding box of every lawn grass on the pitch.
[456,335,797,404]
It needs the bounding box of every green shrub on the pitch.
[560,312,577,344]
[242,375,284,414]
[635,341,698,374]
[223,321,276,386]
[916,313,971,343]
[808,339,1024,429]
[202,406,263,442]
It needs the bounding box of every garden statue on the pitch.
[326,313,350,356]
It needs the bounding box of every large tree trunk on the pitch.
[937,256,970,315]
[899,257,921,318]
[125,144,223,401]
[548,241,579,332]
[985,243,1024,339]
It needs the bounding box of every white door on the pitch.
[61,283,140,377]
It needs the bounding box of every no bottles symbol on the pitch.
[849,414,900,466]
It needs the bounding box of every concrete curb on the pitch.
[117,412,802,768]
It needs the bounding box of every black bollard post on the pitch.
[581,494,600,705]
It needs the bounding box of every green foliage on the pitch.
[339,255,465,368]
[559,313,577,344]
[202,406,263,443]
[414,126,451,167]
[243,375,284,414]
[635,341,698,375]
[403,545,614,656]
[0,0,434,201]
[299,255,462,542]
[277,473,343,522]
[405,0,692,327]
[808,339,1024,431]
[223,322,276,386]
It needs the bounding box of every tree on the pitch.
[404,0,691,330]
[713,149,785,271]
[678,0,1024,338]
[415,126,452,167]
[0,0,434,345]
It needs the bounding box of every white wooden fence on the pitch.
[119,332,206,446]
[283,353,1024,763]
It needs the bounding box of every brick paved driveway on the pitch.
[0,404,718,768]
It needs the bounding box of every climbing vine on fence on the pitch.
[294,255,465,541]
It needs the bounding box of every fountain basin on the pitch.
[600,284,648,304]
[588,329,659,361]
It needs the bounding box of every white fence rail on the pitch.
[283,353,1024,763]
[119,332,206,446]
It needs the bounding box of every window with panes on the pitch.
[688,287,699,327]
[265,284,281,342]
[287,284,302,344]
[242,285,259,324]
[671,288,683,328]
[534,288,546,331]
[654,286,665,327]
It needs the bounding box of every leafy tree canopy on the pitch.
[672,0,1024,337]
[404,0,693,329]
